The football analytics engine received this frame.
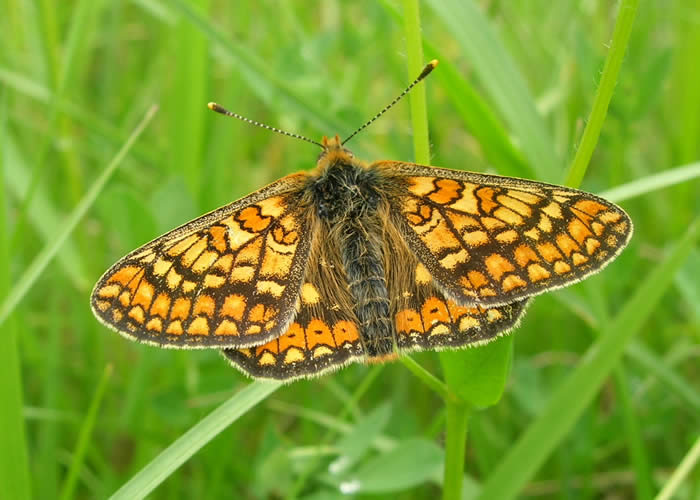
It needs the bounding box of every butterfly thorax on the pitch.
[306,140,394,357]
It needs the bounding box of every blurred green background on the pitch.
[1,0,698,498]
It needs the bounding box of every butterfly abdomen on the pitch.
[341,218,393,357]
[309,160,394,358]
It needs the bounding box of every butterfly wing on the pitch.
[91,173,314,348]
[222,180,534,380]
[376,162,633,307]
[383,214,529,353]
[223,233,365,380]
[396,294,528,352]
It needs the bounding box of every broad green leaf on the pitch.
[340,438,443,494]
[441,336,513,408]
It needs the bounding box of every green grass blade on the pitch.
[36,0,60,88]
[0,105,157,327]
[443,402,470,500]
[399,355,450,401]
[477,217,700,500]
[626,341,700,414]
[599,162,700,202]
[0,66,160,166]
[36,283,63,499]
[4,135,88,290]
[669,1,700,165]
[170,0,353,136]
[614,367,653,500]
[565,0,639,187]
[379,1,532,177]
[424,0,559,181]
[402,5,480,499]
[0,89,32,500]
[168,0,209,201]
[59,364,113,500]
[402,0,431,165]
[423,44,533,178]
[57,0,102,94]
[110,381,281,499]
[655,435,700,500]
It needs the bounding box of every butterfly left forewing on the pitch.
[91,174,314,349]
[376,162,632,307]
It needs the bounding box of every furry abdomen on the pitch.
[309,162,394,357]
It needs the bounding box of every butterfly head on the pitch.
[317,134,356,168]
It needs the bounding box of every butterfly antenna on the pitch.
[208,103,324,149]
[341,59,438,146]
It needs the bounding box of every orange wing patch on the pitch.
[375,162,633,307]
[222,249,365,380]
[223,314,363,380]
[90,175,313,349]
[395,296,528,352]
[385,231,528,353]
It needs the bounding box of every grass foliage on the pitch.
[1,1,699,498]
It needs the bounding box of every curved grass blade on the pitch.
[655,435,700,500]
[59,364,113,500]
[599,162,700,203]
[111,381,281,500]
[0,105,157,327]
[423,0,559,181]
[170,0,352,137]
[423,44,533,178]
[565,0,639,188]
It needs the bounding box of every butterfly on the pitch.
[90,61,633,381]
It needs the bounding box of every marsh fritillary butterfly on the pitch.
[91,61,632,380]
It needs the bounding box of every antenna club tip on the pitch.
[418,60,439,80]
[208,102,231,115]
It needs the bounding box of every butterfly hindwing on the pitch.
[384,215,529,353]
[376,162,632,307]
[223,231,365,380]
[90,173,314,348]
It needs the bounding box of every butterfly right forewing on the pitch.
[376,162,633,307]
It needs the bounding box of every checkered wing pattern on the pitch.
[223,239,365,380]
[376,162,633,307]
[383,218,529,353]
[90,174,313,348]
